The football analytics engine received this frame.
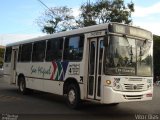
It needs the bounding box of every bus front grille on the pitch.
[123,95,143,100]
[123,84,145,91]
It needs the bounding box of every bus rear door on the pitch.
[10,47,18,84]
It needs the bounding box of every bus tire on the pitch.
[18,77,28,95]
[66,84,80,109]
[109,103,119,106]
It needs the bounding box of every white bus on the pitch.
[3,23,153,108]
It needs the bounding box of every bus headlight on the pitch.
[147,79,152,90]
[106,80,111,86]
[147,83,152,89]
[147,79,152,83]
[113,81,122,91]
[117,84,120,88]
[114,83,122,91]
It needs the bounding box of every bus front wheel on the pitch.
[66,84,80,109]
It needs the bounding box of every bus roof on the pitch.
[6,22,152,47]
[6,23,110,47]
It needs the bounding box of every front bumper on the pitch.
[102,86,153,104]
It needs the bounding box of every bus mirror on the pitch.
[104,35,109,46]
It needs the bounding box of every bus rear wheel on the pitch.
[66,84,80,109]
[18,77,28,95]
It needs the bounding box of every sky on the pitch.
[0,0,160,46]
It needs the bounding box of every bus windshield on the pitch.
[104,35,153,76]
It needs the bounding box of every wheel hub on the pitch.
[68,89,75,104]
[20,81,24,92]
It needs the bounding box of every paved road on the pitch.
[0,77,160,120]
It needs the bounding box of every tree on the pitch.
[36,0,134,33]
[0,48,4,68]
[36,6,76,34]
[77,2,97,27]
[78,0,134,27]
[153,35,160,81]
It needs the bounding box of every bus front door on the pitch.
[10,49,18,84]
[88,37,104,100]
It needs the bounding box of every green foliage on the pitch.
[36,6,76,34]
[78,0,134,27]
[0,48,4,67]
[153,35,160,77]
[77,2,97,27]
[36,0,134,33]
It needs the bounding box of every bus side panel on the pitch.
[81,35,89,100]
[43,80,64,95]
[16,63,44,91]
[16,62,65,95]
[63,62,85,99]
[16,61,85,98]
[25,77,62,94]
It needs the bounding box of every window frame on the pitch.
[18,45,22,62]
[4,46,12,63]
[19,43,33,62]
[63,34,84,61]
[32,40,46,62]
[45,37,64,62]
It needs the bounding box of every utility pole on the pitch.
[37,0,54,14]
[37,0,51,11]
[87,0,91,21]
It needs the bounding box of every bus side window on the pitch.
[18,45,22,62]
[46,38,63,61]
[32,41,46,62]
[4,47,12,63]
[20,43,32,62]
[63,35,84,61]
